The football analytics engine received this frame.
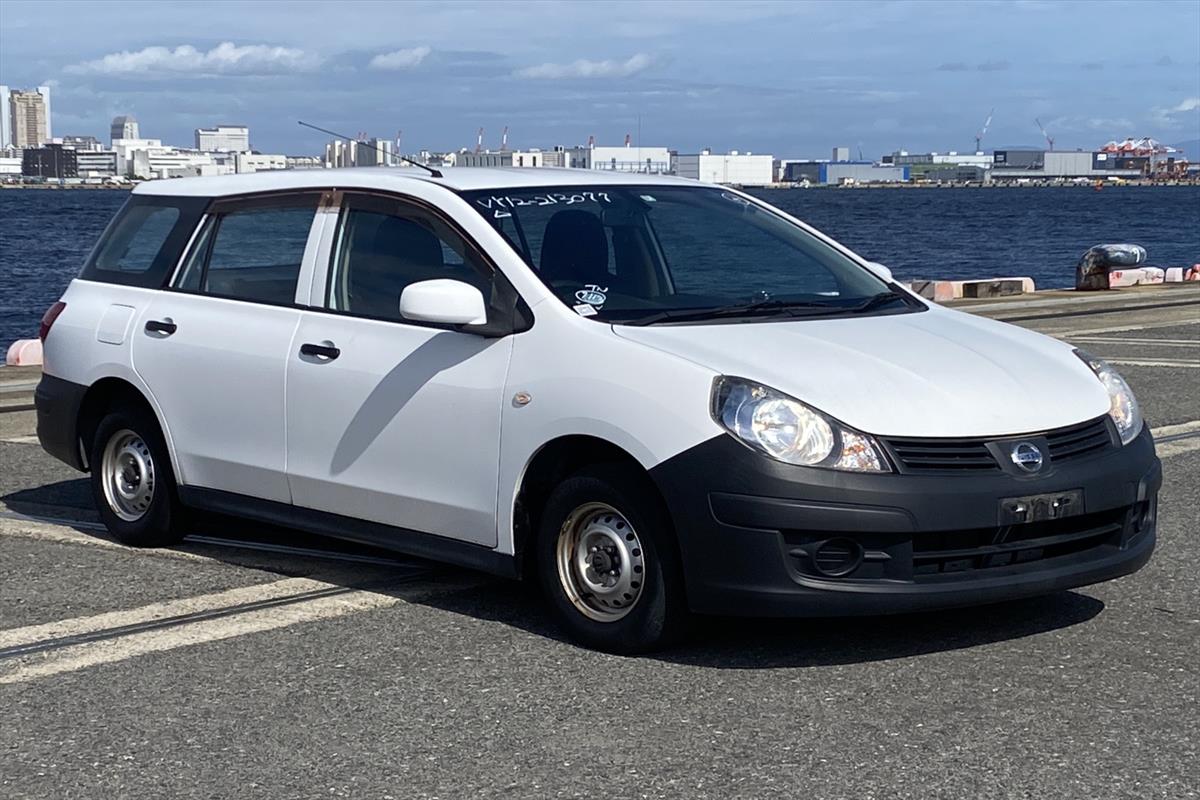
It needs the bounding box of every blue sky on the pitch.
[1,0,1197,158]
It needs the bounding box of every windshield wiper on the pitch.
[845,291,910,313]
[619,299,846,327]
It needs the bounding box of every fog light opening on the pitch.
[812,538,865,578]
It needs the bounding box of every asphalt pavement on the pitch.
[2,286,1198,799]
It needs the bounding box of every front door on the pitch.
[284,192,512,546]
[133,192,323,503]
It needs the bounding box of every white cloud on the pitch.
[1150,96,1200,128]
[65,42,320,76]
[515,53,653,80]
[369,46,431,70]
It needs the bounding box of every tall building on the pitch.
[195,125,249,152]
[0,86,10,149]
[9,87,51,148]
[110,115,139,145]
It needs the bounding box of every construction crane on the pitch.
[475,127,484,154]
[974,108,994,153]
[1035,118,1055,151]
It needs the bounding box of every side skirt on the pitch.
[177,487,521,579]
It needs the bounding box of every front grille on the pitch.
[884,437,997,472]
[883,416,1114,473]
[1044,417,1113,462]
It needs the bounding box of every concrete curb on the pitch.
[908,277,1036,301]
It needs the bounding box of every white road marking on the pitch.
[1152,420,1200,438]
[0,435,40,444]
[0,587,402,685]
[1051,318,1200,337]
[0,513,216,564]
[1068,337,1200,348]
[1152,420,1200,459]
[0,577,333,650]
[1103,358,1200,369]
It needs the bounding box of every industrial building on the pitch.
[323,138,395,168]
[884,151,993,169]
[820,162,908,185]
[75,150,118,178]
[22,143,76,179]
[455,149,546,168]
[925,165,989,183]
[674,150,774,185]
[991,150,1142,180]
[566,142,671,173]
[195,125,250,152]
[234,152,288,173]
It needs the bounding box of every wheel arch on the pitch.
[76,377,172,472]
[512,434,677,580]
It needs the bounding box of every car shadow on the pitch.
[5,479,1105,668]
[399,579,1106,668]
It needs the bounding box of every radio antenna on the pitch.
[298,120,442,178]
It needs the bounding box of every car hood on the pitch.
[612,307,1112,438]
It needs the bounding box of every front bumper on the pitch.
[650,425,1160,617]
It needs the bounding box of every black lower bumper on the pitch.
[35,373,88,471]
[651,426,1161,617]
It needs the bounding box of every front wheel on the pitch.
[536,465,689,653]
[90,408,185,547]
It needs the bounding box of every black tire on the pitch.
[536,464,689,653]
[89,407,185,547]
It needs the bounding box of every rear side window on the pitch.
[173,194,319,305]
[80,195,208,288]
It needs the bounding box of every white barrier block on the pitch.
[5,339,43,366]
[1166,267,1185,283]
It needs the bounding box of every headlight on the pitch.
[1074,350,1143,445]
[711,377,891,471]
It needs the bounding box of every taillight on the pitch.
[39,301,66,342]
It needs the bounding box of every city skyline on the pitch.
[1,0,1198,159]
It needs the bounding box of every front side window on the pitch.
[173,195,318,305]
[463,186,917,324]
[326,194,490,322]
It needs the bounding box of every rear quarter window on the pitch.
[80,194,209,288]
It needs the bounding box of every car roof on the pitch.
[132,166,702,197]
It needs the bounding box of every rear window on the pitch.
[80,195,208,288]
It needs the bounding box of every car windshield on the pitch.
[462,184,915,324]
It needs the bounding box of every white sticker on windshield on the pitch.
[640,194,657,203]
[575,284,608,307]
[574,303,598,317]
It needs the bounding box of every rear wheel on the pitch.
[90,408,184,547]
[536,465,689,653]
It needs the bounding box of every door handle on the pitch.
[300,342,340,360]
[145,319,177,336]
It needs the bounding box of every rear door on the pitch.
[284,191,512,546]
[132,191,326,503]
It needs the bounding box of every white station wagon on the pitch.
[36,167,1160,652]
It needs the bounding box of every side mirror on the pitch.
[399,279,488,326]
[866,261,894,282]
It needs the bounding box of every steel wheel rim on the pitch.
[555,502,646,622]
[100,429,156,522]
